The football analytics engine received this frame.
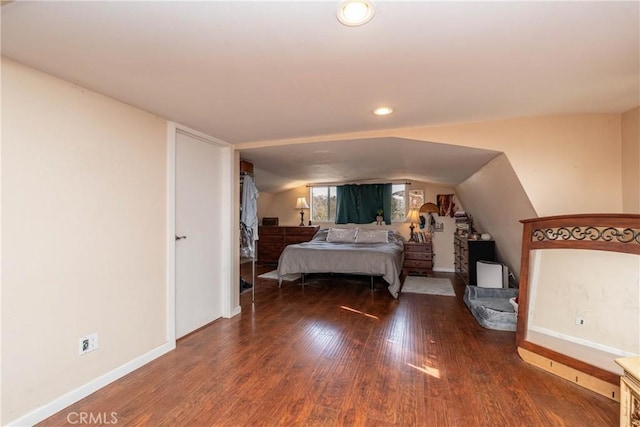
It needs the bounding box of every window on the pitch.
[391,184,406,221]
[311,186,337,222]
[311,184,405,223]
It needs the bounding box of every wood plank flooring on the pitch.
[38,266,618,426]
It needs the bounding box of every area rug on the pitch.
[258,270,301,281]
[402,276,455,296]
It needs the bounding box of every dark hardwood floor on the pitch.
[38,265,618,426]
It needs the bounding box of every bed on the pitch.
[276,228,405,298]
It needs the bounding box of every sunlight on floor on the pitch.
[407,363,441,379]
[340,305,379,320]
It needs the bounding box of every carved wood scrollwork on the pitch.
[532,226,640,245]
[631,395,640,427]
[521,214,640,257]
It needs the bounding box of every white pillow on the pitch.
[326,227,358,243]
[355,229,388,243]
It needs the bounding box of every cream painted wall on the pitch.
[2,59,167,423]
[622,107,640,213]
[455,154,537,279]
[394,114,624,216]
[529,250,639,356]
[257,181,458,272]
[259,187,302,227]
[256,191,276,224]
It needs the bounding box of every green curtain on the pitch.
[335,185,359,224]
[335,183,392,224]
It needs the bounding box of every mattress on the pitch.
[277,228,405,298]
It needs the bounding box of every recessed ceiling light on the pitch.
[337,1,375,27]
[373,107,393,116]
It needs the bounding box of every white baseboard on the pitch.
[528,325,637,358]
[8,342,175,427]
[229,305,242,317]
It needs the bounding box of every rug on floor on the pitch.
[402,276,455,296]
[258,270,301,281]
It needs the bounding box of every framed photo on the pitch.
[409,190,424,209]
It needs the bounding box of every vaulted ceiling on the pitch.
[2,1,638,191]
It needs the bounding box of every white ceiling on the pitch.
[2,1,638,192]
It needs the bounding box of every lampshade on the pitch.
[419,202,439,214]
[406,208,421,223]
[295,197,309,209]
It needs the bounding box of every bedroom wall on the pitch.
[622,106,640,213]
[257,180,459,272]
[2,59,168,424]
[455,154,537,280]
[256,191,276,223]
[528,249,639,359]
[397,114,624,217]
[260,186,309,227]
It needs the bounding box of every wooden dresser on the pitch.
[402,241,433,276]
[453,235,496,286]
[616,357,640,427]
[257,226,319,264]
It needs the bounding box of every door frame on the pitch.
[166,122,236,345]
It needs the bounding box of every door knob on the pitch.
[175,235,187,241]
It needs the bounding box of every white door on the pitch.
[175,130,224,338]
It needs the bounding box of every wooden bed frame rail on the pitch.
[517,214,640,400]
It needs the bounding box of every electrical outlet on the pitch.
[79,333,99,355]
[575,316,586,326]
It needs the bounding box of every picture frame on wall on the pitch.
[409,189,424,209]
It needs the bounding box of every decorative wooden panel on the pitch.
[517,214,640,400]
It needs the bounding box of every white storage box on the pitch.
[476,260,509,288]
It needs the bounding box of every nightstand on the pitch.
[403,241,433,276]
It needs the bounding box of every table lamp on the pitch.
[406,208,421,242]
[295,197,309,226]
